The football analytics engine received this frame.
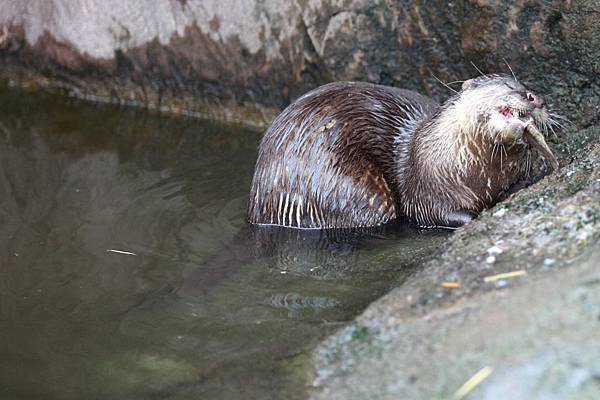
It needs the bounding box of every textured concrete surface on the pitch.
[311,248,600,400]
[0,1,599,126]
[309,130,600,399]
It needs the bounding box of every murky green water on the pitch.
[0,89,447,400]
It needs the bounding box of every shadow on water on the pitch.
[0,88,449,400]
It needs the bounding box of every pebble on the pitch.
[493,208,506,217]
[494,280,509,288]
[543,258,556,268]
[486,246,504,255]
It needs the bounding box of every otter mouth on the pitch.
[499,106,528,120]
[498,106,559,170]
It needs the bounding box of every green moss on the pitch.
[350,326,371,342]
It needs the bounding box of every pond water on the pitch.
[0,89,447,400]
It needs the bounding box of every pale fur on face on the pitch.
[425,74,551,166]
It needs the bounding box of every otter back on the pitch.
[247,81,438,229]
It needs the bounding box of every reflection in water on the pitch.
[0,89,447,400]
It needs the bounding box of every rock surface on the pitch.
[0,1,599,126]
[309,131,600,399]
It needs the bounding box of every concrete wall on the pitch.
[0,0,598,127]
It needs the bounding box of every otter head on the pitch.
[457,74,558,169]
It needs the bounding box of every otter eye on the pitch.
[527,91,545,108]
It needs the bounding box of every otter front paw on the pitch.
[446,209,478,228]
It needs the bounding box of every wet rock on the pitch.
[0,0,321,126]
[309,136,600,398]
[0,1,599,126]
[311,250,600,400]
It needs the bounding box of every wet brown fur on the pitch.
[247,76,557,229]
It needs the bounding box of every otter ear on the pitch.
[461,79,478,91]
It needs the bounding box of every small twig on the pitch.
[483,270,527,283]
[106,249,137,256]
[441,282,461,289]
[453,366,494,400]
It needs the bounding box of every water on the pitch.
[0,89,447,400]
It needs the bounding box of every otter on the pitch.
[247,74,560,229]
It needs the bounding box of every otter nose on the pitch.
[527,91,545,108]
